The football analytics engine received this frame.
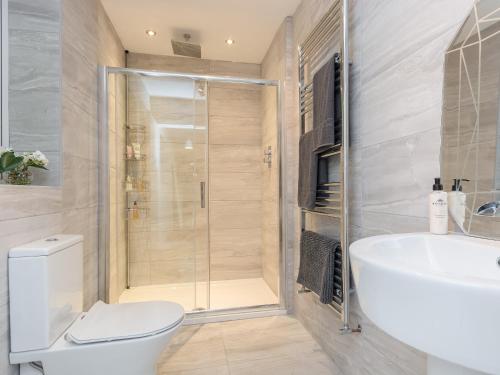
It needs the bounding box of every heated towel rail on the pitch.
[298,0,357,334]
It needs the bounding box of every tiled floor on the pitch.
[119,278,279,311]
[157,315,342,374]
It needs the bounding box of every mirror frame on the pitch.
[1,0,8,148]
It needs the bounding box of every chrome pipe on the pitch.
[106,66,279,86]
[300,2,341,50]
[339,0,352,335]
[301,20,341,58]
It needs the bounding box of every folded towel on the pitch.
[297,231,341,304]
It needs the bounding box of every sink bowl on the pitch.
[350,233,500,375]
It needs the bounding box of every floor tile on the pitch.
[157,316,341,375]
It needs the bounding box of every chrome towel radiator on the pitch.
[298,0,358,334]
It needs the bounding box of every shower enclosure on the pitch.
[99,67,284,316]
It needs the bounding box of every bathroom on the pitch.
[1,0,499,374]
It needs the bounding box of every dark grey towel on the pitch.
[313,56,339,139]
[297,231,340,304]
[298,132,317,210]
[298,55,340,209]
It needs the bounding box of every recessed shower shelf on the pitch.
[126,124,147,131]
[125,155,147,161]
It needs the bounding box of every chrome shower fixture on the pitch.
[171,33,202,58]
[263,146,272,168]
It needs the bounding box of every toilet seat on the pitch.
[66,301,184,345]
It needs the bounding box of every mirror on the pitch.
[0,0,60,186]
[441,0,500,239]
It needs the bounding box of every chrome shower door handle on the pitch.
[200,181,206,208]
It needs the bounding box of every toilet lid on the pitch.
[66,300,185,344]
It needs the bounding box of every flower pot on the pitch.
[7,169,33,185]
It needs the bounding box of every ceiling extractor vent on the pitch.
[171,33,201,59]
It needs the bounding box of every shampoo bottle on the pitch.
[429,178,448,234]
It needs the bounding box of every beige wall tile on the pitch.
[209,86,262,118]
[210,201,262,230]
[210,228,262,258]
[210,256,262,281]
[210,117,261,146]
[209,145,261,174]
[210,173,262,201]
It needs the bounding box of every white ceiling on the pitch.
[100,0,301,64]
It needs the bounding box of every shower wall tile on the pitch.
[210,201,262,230]
[127,53,261,79]
[147,174,201,203]
[210,255,263,281]
[207,82,263,280]
[210,60,261,78]
[210,117,261,145]
[150,96,199,125]
[150,260,196,285]
[210,228,262,258]
[148,143,206,173]
[209,145,262,174]
[129,261,151,286]
[210,173,262,201]
[208,86,262,118]
[127,53,211,74]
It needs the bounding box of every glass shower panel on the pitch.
[124,73,209,312]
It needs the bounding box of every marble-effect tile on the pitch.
[157,316,342,375]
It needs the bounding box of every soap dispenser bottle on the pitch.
[448,178,469,230]
[429,178,448,234]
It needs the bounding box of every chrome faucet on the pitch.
[476,201,500,216]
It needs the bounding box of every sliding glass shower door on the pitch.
[105,68,282,314]
[121,73,210,312]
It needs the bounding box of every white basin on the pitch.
[350,233,500,375]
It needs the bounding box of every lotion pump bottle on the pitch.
[429,178,448,234]
[448,178,468,230]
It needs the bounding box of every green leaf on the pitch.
[0,152,24,173]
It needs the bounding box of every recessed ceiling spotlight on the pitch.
[225,39,235,45]
[146,30,157,37]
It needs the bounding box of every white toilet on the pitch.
[8,235,185,375]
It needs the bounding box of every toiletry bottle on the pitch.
[131,201,140,220]
[448,178,469,231]
[429,178,448,235]
[126,176,133,191]
[126,145,133,160]
[132,143,141,160]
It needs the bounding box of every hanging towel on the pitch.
[312,55,341,145]
[298,132,317,210]
[297,231,341,304]
[298,55,341,209]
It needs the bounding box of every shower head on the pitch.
[171,33,201,59]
